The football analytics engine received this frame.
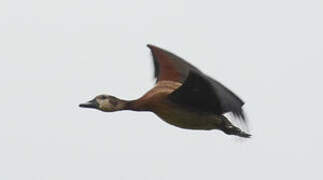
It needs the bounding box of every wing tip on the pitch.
[147,44,155,49]
[147,44,164,52]
[232,110,246,121]
[147,44,160,81]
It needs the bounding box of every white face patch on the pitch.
[95,95,122,112]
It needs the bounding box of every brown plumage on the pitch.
[79,44,250,138]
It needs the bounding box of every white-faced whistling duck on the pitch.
[80,44,250,138]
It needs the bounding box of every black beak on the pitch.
[79,99,99,109]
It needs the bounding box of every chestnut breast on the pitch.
[138,81,182,109]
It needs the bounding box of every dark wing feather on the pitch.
[204,75,245,119]
[168,70,222,114]
[147,44,245,120]
[168,70,245,120]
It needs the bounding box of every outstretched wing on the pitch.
[147,44,199,83]
[147,44,245,120]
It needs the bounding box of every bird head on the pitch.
[79,94,122,112]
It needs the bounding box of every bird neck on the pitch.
[122,98,148,112]
[111,99,131,111]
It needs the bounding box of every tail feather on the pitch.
[219,116,251,138]
[223,125,251,138]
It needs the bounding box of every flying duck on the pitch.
[79,44,250,138]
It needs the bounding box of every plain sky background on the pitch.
[1,0,322,179]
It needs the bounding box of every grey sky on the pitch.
[0,0,322,179]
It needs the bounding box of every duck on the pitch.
[79,44,250,138]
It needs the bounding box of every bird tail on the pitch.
[219,116,251,138]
